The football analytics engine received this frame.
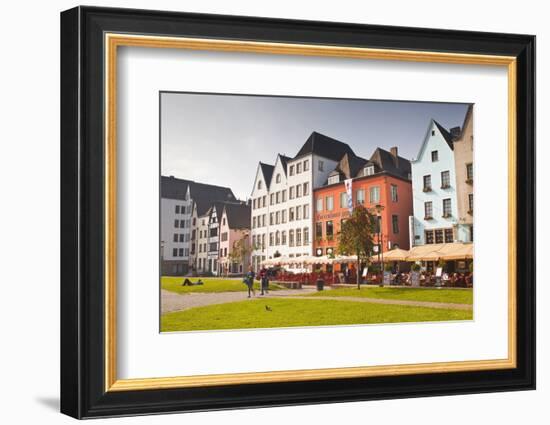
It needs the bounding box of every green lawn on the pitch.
[161,276,283,294]
[305,287,473,305]
[161,298,472,332]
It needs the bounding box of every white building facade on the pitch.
[410,120,467,246]
[160,185,193,275]
[250,132,356,271]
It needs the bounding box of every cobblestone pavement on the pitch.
[161,289,471,314]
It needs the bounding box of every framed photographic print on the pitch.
[60,6,536,419]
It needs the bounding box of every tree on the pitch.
[228,233,252,275]
[337,205,379,289]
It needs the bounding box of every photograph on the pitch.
[159,93,475,332]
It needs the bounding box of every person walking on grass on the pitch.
[260,267,269,295]
[244,267,256,298]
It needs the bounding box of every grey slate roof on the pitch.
[161,175,236,216]
[223,203,251,229]
[294,131,356,161]
[278,154,292,174]
[368,148,411,180]
[433,120,455,150]
[259,162,275,187]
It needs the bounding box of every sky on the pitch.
[161,92,470,200]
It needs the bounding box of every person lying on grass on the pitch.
[182,278,204,286]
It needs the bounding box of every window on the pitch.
[304,160,309,171]
[303,227,309,245]
[257,180,262,190]
[423,175,432,191]
[222,217,226,225]
[442,198,452,217]
[276,173,281,183]
[174,219,179,228]
[289,230,295,247]
[289,186,295,199]
[303,182,309,196]
[296,162,302,174]
[318,160,324,171]
[369,186,380,203]
[252,198,256,209]
[221,232,228,242]
[269,213,274,225]
[326,195,334,211]
[173,234,178,242]
[445,228,454,243]
[316,197,323,212]
[275,231,280,245]
[296,228,302,246]
[179,248,184,257]
[392,215,399,234]
[289,165,295,176]
[364,165,375,176]
[175,205,180,214]
[252,216,257,228]
[172,248,178,257]
[261,234,265,249]
[431,129,436,136]
[289,207,295,221]
[424,201,433,219]
[328,174,340,185]
[270,193,274,205]
[282,231,287,245]
[209,228,218,237]
[181,206,186,214]
[316,222,323,239]
[179,234,184,242]
[262,196,266,207]
[391,184,398,202]
[468,194,474,213]
[276,191,280,203]
[435,229,444,244]
[326,221,334,239]
[340,192,347,208]
[431,150,439,162]
[282,209,287,223]
[262,214,266,227]
[269,233,274,246]
[282,190,286,202]
[441,170,450,188]
[296,184,302,197]
[356,189,365,205]
[466,163,474,181]
[275,211,280,224]
[303,204,309,219]
[296,206,302,220]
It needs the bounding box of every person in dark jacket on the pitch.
[260,267,269,295]
[244,267,256,298]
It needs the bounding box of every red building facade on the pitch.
[313,172,413,257]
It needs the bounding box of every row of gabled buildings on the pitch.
[249,105,473,272]
[160,176,251,276]
[161,105,474,276]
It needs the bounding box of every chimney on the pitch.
[390,146,399,168]
[450,126,461,139]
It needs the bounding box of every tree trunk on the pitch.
[356,256,361,290]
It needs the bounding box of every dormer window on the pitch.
[328,174,340,185]
[364,165,375,176]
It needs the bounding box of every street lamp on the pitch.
[375,204,384,286]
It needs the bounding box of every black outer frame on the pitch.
[60,6,535,419]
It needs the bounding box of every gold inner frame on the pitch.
[104,33,517,392]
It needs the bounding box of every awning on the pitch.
[370,247,411,262]
[407,243,473,261]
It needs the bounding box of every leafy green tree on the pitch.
[228,233,252,275]
[337,205,379,289]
